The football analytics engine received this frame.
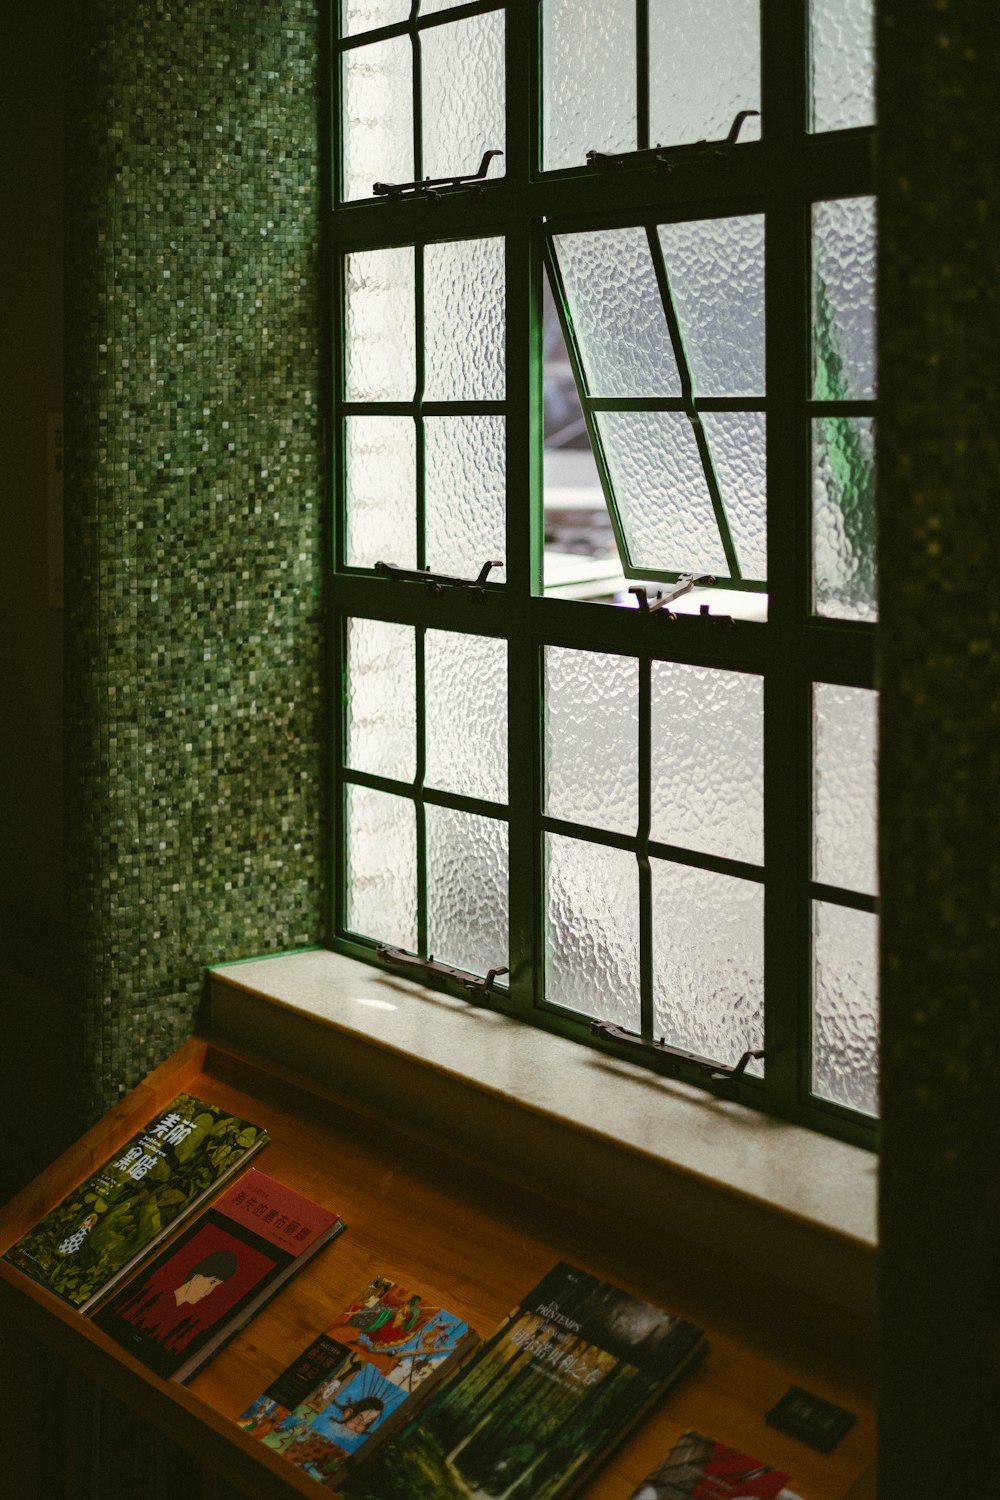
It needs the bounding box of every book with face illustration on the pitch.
[92,1168,344,1383]
[235,1274,478,1488]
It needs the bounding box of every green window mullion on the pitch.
[414,623,428,958]
[644,224,743,582]
[586,396,766,415]
[332,611,349,941]
[411,25,423,184]
[762,667,809,1112]
[501,23,542,1016]
[809,882,878,917]
[414,242,426,571]
[637,653,653,1040]
[636,0,649,153]
[342,768,509,825]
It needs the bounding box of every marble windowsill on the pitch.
[209,948,877,1326]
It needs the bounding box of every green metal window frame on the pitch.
[325,0,878,1149]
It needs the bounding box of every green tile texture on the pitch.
[878,2,1000,1491]
[63,1,325,1126]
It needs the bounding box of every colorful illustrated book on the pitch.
[341,1261,706,1500]
[628,1429,802,1499]
[92,1168,345,1383]
[3,1092,268,1312]
[237,1273,478,1488]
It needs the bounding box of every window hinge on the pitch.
[373,149,503,203]
[587,110,760,177]
[377,945,509,1001]
[629,573,715,614]
[374,559,502,596]
[590,1019,764,1083]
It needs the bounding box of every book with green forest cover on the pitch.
[4,1093,267,1312]
[340,1261,706,1500]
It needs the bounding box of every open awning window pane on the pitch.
[596,409,730,576]
[549,216,766,585]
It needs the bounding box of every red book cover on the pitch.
[628,1430,801,1499]
[93,1169,345,1384]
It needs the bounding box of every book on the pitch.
[628,1429,802,1499]
[340,1261,706,1500]
[3,1092,268,1312]
[236,1273,479,1487]
[92,1167,345,1383]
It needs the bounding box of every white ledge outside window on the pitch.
[209,948,877,1330]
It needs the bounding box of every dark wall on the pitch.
[877,2,1000,1493]
[62,0,327,1127]
[0,2,69,1201]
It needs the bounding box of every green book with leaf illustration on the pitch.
[4,1093,268,1313]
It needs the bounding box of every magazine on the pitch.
[3,1092,268,1312]
[341,1261,706,1500]
[92,1168,345,1383]
[237,1273,478,1487]
[628,1429,802,1499]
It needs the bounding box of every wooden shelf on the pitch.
[0,1034,876,1499]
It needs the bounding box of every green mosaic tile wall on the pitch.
[64,0,325,1125]
[878,3,1000,1492]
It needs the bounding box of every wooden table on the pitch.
[0,1035,876,1499]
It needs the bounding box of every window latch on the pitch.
[374,559,502,596]
[373,149,503,203]
[587,110,759,175]
[377,945,508,1000]
[629,574,715,615]
[590,1019,764,1083]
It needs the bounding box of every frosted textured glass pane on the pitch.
[652,861,764,1071]
[543,0,635,171]
[344,247,415,402]
[657,216,765,397]
[345,618,416,781]
[420,0,472,11]
[425,416,506,583]
[345,416,416,570]
[813,901,879,1115]
[346,786,417,950]
[701,412,767,581]
[598,410,729,575]
[813,416,876,621]
[553,228,680,397]
[425,630,507,802]
[342,37,413,202]
[812,197,876,401]
[426,807,508,978]
[649,1,761,147]
[545,834,640,1027]
[421,12,505,183]
[544,647,637,835]
[651,663,763,864]
[810,0,875,133]
[424,238,505,401]
[813,683,878,896]
[343,0,410,36]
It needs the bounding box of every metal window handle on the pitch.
[374,559,502,596]
[373,149,503,201]
[377,945,508,999]
[590,1019,764,1083]
[587,110,760,173]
